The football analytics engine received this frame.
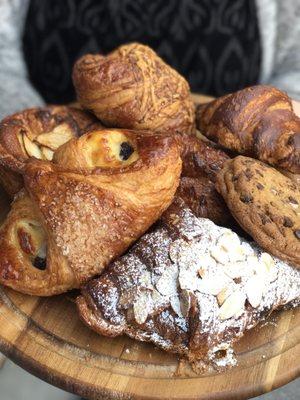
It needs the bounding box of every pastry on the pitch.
[0,105,101,196]
[196,85,300,173]
[72,43,195,135]
[216,156,300,269]
[176,134,231,225]
[0,128,181,295]
[77,199,300,371]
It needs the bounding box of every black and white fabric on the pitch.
[22,0,261,103]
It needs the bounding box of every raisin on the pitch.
[119,142,134,160]
[256,183,264,190]
[33,257,47,270]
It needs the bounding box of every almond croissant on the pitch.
[72,43,195,135]
[0,105,101,196]
[77,199,300,371]
[0,129,181,295]
[196,85,300,173]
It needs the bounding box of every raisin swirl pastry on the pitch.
[0,129,181,295]
[0,105,100,196]
[73,43,195,135]
[77,200,300,371]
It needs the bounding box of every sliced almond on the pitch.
[260,252,277,282]
[170,295,182,317]
[198,267,206,279]
[35,124,73,150]
[217,287,231,306]
[133,291,151,325]
[210,246,230,264]
[139,270,152,289]
[247,255,261,274]
[23,134,43,159]
[197,277,227,296]
[218,231,240,252]
[41,146,54,160]
[218,290,246,321]
[151,288,166,305]
[223,261,250,279]
[245,275,265,308]
[227,244,248,263]
[17,131,26,155]
[156,265,178,297]
[198,254,216,269]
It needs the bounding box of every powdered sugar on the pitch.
[82,202,300,371]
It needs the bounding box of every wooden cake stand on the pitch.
[0,95,299,400]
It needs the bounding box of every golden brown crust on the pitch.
[175,134,231,225]
[0,128,181,295]
[0,190,75,296]
[196,85,300,173]
[0,165,23,197]
[216,156,300,269]
[0,105,101,196]
[72,43,195,135]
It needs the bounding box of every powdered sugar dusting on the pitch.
[81,202,300,371]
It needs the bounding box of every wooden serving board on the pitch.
[0,95,299,400]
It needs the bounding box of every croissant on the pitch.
[176,134,231,225]
[0,128,181,295]
[196,85,300,173]
[77,199,300,371]
[0,105,101,196]
[72,43,195,135]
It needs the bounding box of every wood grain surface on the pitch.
[0,95,299,400]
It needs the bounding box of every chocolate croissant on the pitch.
[196,85,300,173]
[77,200,300,371]
[0,129,181,295]
[0,105,101,196]
[73,43,195,135]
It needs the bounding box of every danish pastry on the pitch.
[77,199,300,371]
[0,129,181,295]
[196,85,300,173]
[73,43,195,135]
[0,105,100,196]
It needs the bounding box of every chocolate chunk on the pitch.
[260,214,269,225]
[119,142,134,160]
[283,217,294,227]
[232,175,239,182]
[256,183,264,190]
[294,230,300,239]
[240,194,253,203]
[33,256,47,270]
[244,169,253,180]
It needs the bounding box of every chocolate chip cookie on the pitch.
[216,156,300,269]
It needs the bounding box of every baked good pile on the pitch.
[0,43,299,373]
